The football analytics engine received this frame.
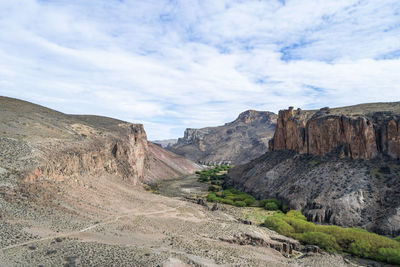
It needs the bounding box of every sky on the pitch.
[0,0,400,140]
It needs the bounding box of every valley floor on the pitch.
[0,174,385,266]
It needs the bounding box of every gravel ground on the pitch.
[0,173,383,267]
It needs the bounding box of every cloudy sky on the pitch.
[0,0,399,139]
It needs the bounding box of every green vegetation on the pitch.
[197,165,257,207]
[263,212,400,265]
[259,198,289,212]
[243,208,274,225]
[395,236,400,242]
[196,165,232,186]
[207,188,256,207]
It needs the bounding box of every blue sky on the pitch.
[0,0,399,140]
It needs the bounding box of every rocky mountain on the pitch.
[227,102,400,236]
[168,110,277,165]
[152,139,177,148]
[0,96,199,188]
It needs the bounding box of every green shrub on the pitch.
[297,232,340,252]
[222,190,233,197]
[377,248,400,265]
[265,202,279,210]
[395,236,400,243]
[285,210,307,221]
[349,240,372,258]
[244,197,256,206]
[264,216,294,236]
[286,217,317,233]
[234,201,246,207]
[260,198,281,208]
[207,193,217,202]
[221,198,234,205]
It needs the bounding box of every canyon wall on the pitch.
[228,102,400,236]
[269,104,400,160]
[168,110,277,165]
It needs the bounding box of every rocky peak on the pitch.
[233,110,277,124]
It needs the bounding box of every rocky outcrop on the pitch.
[0,96,199,188]
[23,123,149,185]
[219,232,299,256]
[228,102,400,236]
[168,110,277,165]
[269,103,400,159]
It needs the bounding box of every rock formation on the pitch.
[228,102,400,236]
[269,103,400,159]
[168,110,277,165]
[0,96,199,188]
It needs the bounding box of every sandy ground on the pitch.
[0,174,367,266]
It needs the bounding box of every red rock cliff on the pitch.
[269,103,400,159]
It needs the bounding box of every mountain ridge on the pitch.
[168,109,278,165]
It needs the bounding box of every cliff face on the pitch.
[0,96,199,188]
[269,103,400,159]
[228,102,400,236]
[168,110,277,165]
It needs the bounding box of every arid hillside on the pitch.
[168,110,277,165]
[0,96,199,188]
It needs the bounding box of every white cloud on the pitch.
[0,0,399,139]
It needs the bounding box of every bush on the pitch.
[285,210,307,221]
[244,197,256,206]
[260,198,281,208]
[265,202,279,210]
[207,193,217,202]
[286,217,317,233]
[234,201,246,207]
[395,236,400,243]
[221,198,234,205]
[297,232,340,252]
[349,240,372,258]
[377,248,400,265]
[262,210,400,265]
[264,216,294,236]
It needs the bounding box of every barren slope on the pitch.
[0,96,199,188]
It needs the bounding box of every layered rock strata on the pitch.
[0,96,199,188]
[269,103,400,159]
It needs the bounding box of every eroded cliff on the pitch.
[0,96,199,189]
[269,103,400,159]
